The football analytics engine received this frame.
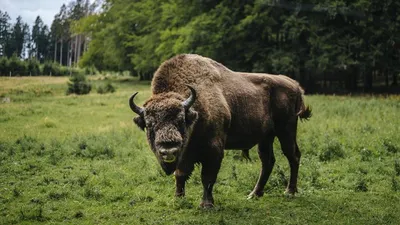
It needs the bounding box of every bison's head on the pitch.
[129,86,198,175]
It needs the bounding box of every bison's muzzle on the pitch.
[159,147,179,163]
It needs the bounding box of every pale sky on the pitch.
[0,0,95,27]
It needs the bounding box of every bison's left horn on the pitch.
[182,85,197,110]
[129,92,144,116]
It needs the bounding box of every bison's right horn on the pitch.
[182,85,197,110]
[129,92,144,116]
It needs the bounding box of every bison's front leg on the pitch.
[174,161,195,197]
[200,151,223,208]
[175,169,190,197]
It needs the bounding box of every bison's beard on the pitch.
[159,160,176,175]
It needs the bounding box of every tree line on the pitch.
[1,0,399,93]
[0,0,96,76]
[76,0,400,93]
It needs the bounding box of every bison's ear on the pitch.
[133,116,146,131]
[185,109,198,126]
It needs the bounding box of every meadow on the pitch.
[0,76,399,224]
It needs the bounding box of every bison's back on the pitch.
[151,54,231,95]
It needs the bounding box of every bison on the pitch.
[129,54,311,208]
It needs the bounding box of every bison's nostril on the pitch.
[159,147,179,155]
[159,147,179,163]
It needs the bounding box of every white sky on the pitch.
[0,0,95,27]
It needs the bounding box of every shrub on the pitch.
[85,66,98,75]
[97,82,116,94]
[8,54,27,76]
[0,57,8,76]
[27,59,41,76]
[42,61,59,76]
[59,66,70,76]
[66,74,92,95]
[71,67,85,76]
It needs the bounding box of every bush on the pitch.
[0,56,86,76]
[59,66,70,76]
[0,57,8,76]
[8,54,27,76]
[85,66,98,75]
[66,74,92,95]
[97,83,116,94]
[27,59,41,76]
[43,61,59,76]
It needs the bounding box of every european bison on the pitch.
[129,54,311,208]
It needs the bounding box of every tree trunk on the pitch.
[353,53,360,92]
[74,35,78,67]
[54,40,57,63]
[83,35,87,54]
[77,34,82,64]
[364,69,373,92]
[393,72,398,86]
[60,39,63,65]
[69,39,73,69]
[385,68,389,88]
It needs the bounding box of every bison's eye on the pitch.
[146,121,153,128]
[178,122,185,134]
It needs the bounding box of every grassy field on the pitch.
[0,76,399,224]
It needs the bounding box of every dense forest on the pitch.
[1,0,400,93]
[0,0,96,76]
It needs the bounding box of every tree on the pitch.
[32,16,51,62]
[8,16,26,57]
[0,10,11,57]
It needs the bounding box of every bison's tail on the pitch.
[296,92,312,121]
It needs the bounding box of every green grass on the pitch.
[0,76,399,224]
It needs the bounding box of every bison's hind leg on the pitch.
[276,120,301,195]
[248,135,275,199]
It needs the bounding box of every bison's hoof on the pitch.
[284,188,297,198]
[247,190,264,199]
[200,201,214,209]
[175,192,185,197]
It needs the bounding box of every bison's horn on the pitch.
[129,92,144,116]
[182,85,197,110]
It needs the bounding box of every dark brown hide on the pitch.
[130,54,311,207]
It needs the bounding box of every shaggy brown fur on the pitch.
[130,54,311,208]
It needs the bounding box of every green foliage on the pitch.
[0,56,89,76]
[97,82,116,94]
[319,138,345,162]
[7,54,27,76]
[0,57,9,75]
[74,135,115,159]
[26,59,41,76]
[395,160,400,176]
[66,74,91,95]
[355,178,368,192]
[72,0,400,94]
[42,61,78,76]
[383,139,399,153]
